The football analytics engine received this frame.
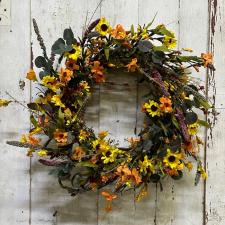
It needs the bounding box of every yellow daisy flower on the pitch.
[79,129,89,142]
[101,147,123,164]
[38,149,48,157]
[95,17,111,36]
[79,80,90,92]
[188,122,199,135]
[139,155,155,174]
[144,100,161,117]
[163,34,177,49]
[51,95,65,108]
[0,99,12,107]
[163,149,184,170]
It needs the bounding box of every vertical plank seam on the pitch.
[204,1,217,224]
[97,2,102,224]
[29,1,32,224]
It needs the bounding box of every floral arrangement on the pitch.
[2,17,214,211]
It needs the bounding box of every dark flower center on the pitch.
[151,105,158,112]
[101,24,108,32]
[69,49,76,54]
[168,155,176,162]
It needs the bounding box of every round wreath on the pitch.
[3,17,214,210]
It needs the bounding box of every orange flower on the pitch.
[60,68,73,83]
[159,96,173,113]
[26,69,37,81]
[128,137,140,148]
[131,168,142,185]
[201,53,213,67]
[126,58,138,72]
[28,135,40,145]
[91,61,105,83]
[71,146,85,161]
[54,129,68,143]
[165,168,179,176]
[116,164,132,182]
[101,191,117,212]
[66,59,80,71]
[111,24,126,40]
[101,191,117,201]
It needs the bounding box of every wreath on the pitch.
[2,17,214,211]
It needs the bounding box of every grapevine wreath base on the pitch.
[2,17,214,211]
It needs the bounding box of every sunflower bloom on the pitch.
[163,149,184,170]
[188,122,199,135]
[126,58,138,72]
[159,96,173,113]
[91,61,105,83]
[111,24,126,39]
[95,17,111,36]
[143,100,161,117]
[54,129,68,143]
[41,76,60,92]
[201,53,213,67]
[66,45,81,61]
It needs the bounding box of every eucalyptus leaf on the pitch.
[35,56,47,68]
[138,40,152,52]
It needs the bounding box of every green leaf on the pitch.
[185,112,198,124]
[76,161,97,168]
[63,28,75,45]
[152,51,165,64]
[87,31,100,39]
[198,119,211,128]
[196,96,212,109]
[138,40,153,52]
[104,48,110,61]
[130,24,134,35]
[153,45,170,52]
[146,12,158,29]
[39,71,49,80]
[155,25,174,37]
[150,174,160,183]
[27,103,39,110]
[51,38,66,54]
[35,56,47,68]
[30,114,38,127]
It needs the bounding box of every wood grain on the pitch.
[206,1,225,225]
[1,0,225,224]
[0,0,30,224]
[30,1,100,224]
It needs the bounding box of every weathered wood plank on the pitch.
[30,1,100,224]
[0,0,31,224]
[138,1,180,224]
[98,1,139,224]
[206,1,225,225]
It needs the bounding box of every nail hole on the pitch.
[4,9,6,12]
[0,18,1,21]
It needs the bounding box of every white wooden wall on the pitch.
[0,0,224,224]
